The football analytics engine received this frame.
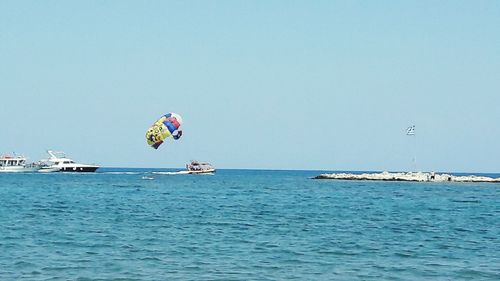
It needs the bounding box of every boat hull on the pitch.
[0,167,40,173]
[59,166,99,172]
[188,169,216,174]
[38,167,61,173]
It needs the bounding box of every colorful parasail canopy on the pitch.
[146,112,183,149]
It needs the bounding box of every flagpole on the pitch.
[406,125,417,172]
[413,131,417,172]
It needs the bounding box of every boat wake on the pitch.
[101,172,142,175]
[152,171,191,175]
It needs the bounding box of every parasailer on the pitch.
[146,112,183,149]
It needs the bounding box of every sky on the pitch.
[1,1,499,172]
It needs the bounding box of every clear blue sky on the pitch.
[1,1,499,172]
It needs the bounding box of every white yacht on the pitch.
[0,154,40,173]
[186,160,215,174]
[43,150,99,172]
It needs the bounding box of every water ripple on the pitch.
[0,171,499,280]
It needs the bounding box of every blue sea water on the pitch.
[0,169,499,280]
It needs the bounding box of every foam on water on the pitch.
[152,171,191,175]
[100,172,143,175]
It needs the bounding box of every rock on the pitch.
[313,172,500,183]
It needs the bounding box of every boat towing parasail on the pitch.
[186,160,215,174]
[151,161,216,175]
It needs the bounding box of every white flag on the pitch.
[406,125,415,136]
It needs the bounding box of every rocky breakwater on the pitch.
[314,171,500,183]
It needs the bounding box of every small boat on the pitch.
[186,160,215,174]
[0,154,40,173]
[37,163,62,173]
[151,161,215,176]
[41,150,99,172]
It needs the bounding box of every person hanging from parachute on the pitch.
[146,112,183,149]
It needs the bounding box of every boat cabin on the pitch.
[186,161,215,172]
[0,156,26,167]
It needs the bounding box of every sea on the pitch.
[0,169,499,280]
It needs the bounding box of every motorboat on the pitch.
[186,160,215,174]
[42,150,99,172]
[151,161,216,175]
[0,154,40,173]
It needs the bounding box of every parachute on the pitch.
[146,112,183,149]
